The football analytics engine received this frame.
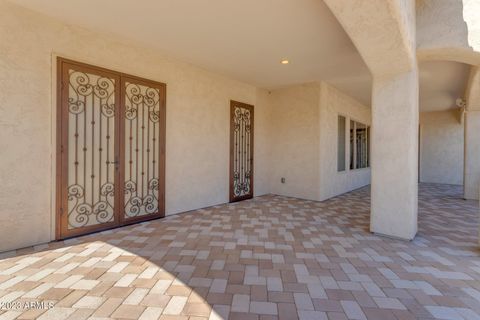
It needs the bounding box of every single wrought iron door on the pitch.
[229,100,254,202]
[121,76,165,223]
[56,58,165,239]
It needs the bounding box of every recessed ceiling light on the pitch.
[281,59,289,65]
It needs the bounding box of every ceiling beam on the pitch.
[323,0,416,77]
[417,0,480,65]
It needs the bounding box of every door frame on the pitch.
[229,100,254,202]
[55,57,166,240]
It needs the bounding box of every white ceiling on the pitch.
[419,61,470,112]
[7,0,373,104]
[7,0,471,111]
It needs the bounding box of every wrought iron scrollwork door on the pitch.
[121,76,165,223]
[57,58,165,239]
[229,101,254,202]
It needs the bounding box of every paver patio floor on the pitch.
[0,183,479,320]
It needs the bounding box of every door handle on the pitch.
[111,156,119,168]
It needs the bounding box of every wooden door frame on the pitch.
[56,57,166,240]
[229,100,254,202]
[56,58,122,240]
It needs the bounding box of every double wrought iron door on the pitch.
[56,58,165,239]
[229,100,254,202]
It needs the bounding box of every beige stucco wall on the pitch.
[253,89,273,197]
[0,1,272,252]
[267,82,371,202]
[419,110,464,185]
[318,83,371,201]
[268,83,321,201]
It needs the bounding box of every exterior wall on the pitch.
[0,1,271,252]
[318,83,371,201]
[268,82,371,202]
[268,83,321,201]
[419,110,464,185]
[254,89,274,196]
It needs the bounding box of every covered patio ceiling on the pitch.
[6,0,470,112]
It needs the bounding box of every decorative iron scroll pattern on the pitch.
[67,70,116,229]
[124,81,161,218]
[232,106,252,198]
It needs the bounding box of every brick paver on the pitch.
[0,183,478,319]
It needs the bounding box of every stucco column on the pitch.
[322,0,418,239]
[370,67,419,240]
[464,67,480,201]
[464,110,480,200]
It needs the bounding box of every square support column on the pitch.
[464,110,480,200]
[370,68,419,240]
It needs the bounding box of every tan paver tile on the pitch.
[181,302,211,317]
[111,304,146,319]
[92,297,123,317]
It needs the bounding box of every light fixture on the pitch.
[281,59,289,65]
